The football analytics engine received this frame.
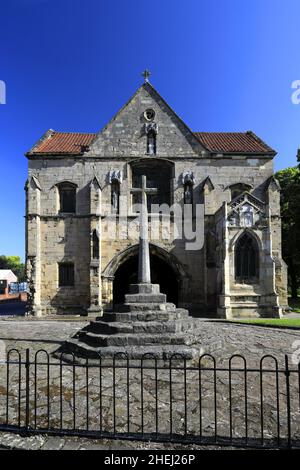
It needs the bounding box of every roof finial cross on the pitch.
[142,69,151,83]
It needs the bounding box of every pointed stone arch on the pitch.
[102,243,189,306]
[229,227,262,253]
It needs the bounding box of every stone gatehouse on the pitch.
[25,79,288,318]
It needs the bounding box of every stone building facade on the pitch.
[25,81,288,318]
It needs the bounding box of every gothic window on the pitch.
[58,182,76,213]
[58,263,74,287]
[111,180,120,214]
[147,130,156,155]
[131,159,172,212]
[92,230,99,259]
[235,233,259,282]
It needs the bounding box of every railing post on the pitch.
[25,348,30,430]
[284,354,291,449]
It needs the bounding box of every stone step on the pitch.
[84,318,196,335]
[78,331,189,347]
[124,293,167,304]
[62,339,199,360]
[100,308,189,323]
[128,284,161,294]
[118,302,176,313]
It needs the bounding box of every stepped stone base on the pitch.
[55,284,200,361]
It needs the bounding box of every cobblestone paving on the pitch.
[0,318,300,450]
[0,317,300,361]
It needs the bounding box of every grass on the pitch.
[231,318,300,328]
[226,297,300,328]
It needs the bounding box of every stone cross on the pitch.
[131,175,157,283]
[142,69,151,83]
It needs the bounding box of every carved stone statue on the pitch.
[109,170,122,213]
[112,186,119,212]
[184,184,193,204]
[228,212,239,226]
[145,122,158,135]
[240,204,254,227]
[108,170,123,184]
[182,171,195,204]
[182,171,195,186]
[147,133,156,155]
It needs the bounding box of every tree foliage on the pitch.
[275,166,300,298]
[0,255,26,282]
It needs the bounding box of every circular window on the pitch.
[144,109,155,121]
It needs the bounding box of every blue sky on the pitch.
[1,0,300,260]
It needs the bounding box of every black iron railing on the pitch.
[0,348,300,448]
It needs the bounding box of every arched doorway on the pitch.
[112,250,179,307]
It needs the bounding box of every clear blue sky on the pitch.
[1,0,300,261]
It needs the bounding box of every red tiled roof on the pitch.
[27,129,275,156]
[194,131,275,154]
[27,131,96,155]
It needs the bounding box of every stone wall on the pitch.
[25,83,288,317]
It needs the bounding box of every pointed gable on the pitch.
[89,82,204,158]
[25,175,41,191]
[229,192,265,214]
[25,82,276,159]
[90,176,102,190]
[201,176,215,191]
[265,175,281,191]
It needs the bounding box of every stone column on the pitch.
[261,205,282,318]
[266,177,287,312]
[217,202,232,318]
[87,177,102,317]
[25,176,42,316]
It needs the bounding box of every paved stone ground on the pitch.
[0,431,247,450]
[0,318,300,450]
[0,317,300,360]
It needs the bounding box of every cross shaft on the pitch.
[131,175,157,284]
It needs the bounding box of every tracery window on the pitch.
[235,233,259,282]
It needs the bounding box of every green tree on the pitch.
[276,166,300,298]
[0,255,26,282]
